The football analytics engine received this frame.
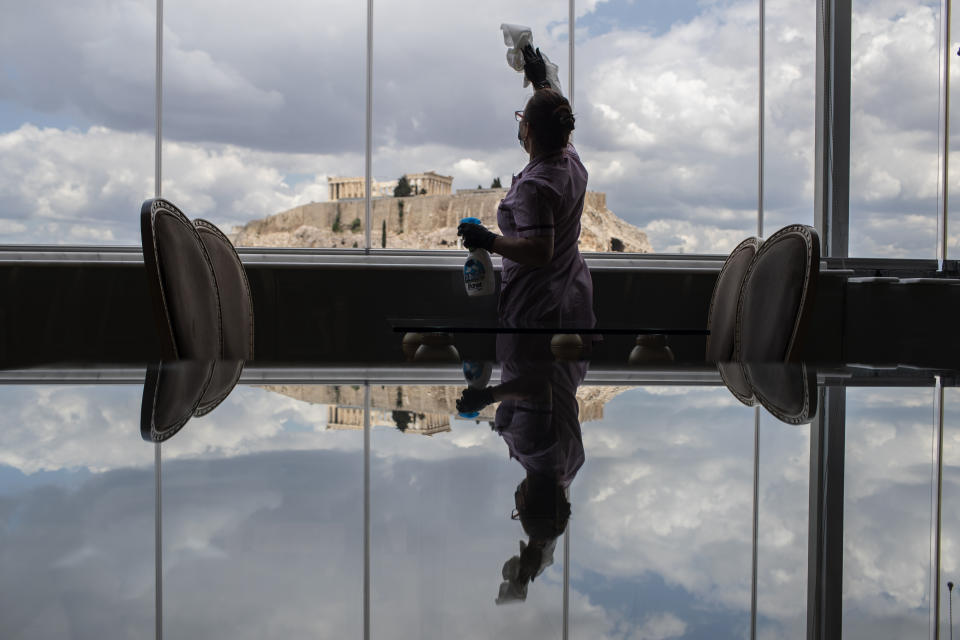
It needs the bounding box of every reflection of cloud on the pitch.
[0,385,356,474]
[1,381,955,638]
[630,612,686,640]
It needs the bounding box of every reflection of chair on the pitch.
[141,360,244,441]
[705,237,760,362]
[194,219,254,360]
[735,225,820,362]
[719,362,818,424]
[140,199,221,359]
[141,361,214,442]
[195,360,245,416]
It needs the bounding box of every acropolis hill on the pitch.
[231,189,653,252]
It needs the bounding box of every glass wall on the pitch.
[0,0,954,260]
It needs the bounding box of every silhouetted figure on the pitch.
[458,46,595,333]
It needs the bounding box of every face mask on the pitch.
[517,121,529,152]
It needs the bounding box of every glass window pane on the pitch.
[576,0,761,254]
[849,0,942,258]
[371,2,570,251]
[0,1,154,244]
[843,387,936,637]
[764,0,817,236]
[163,0,365,250]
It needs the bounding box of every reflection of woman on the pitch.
[457,336,586,603]
[458,47,595,331]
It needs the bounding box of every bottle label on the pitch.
[464,257,486,291]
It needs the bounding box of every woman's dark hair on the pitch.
[523,88,575,154]
[513,476,571,540]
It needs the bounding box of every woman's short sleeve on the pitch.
[511,179,559,238]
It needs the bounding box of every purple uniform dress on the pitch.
[494,358,587,489]
[497,144,595,329]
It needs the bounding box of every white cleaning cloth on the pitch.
[500,23,562,94]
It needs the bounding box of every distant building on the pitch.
[326,177,396,201]
[327,406,451,436]
[405,172,453,196]
[328,171,453,201]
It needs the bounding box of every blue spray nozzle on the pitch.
[461,217,481,225]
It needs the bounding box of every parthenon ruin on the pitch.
[328,171,453,201]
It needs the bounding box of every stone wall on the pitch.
[232,189,652,253]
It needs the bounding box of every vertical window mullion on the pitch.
[815,0,852,259]
[938,0,951,270]
[364,0,373,252]
[758,0,765,239]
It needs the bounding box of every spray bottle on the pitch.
[460,217,495,296]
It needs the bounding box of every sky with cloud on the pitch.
[1,0,959,255]
[0,380,957,638]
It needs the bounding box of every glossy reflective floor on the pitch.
[0,364,957,639]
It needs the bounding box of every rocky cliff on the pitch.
[231,190,652,253]
[262,383,632,426]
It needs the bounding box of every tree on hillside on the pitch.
[392,410,412,432]
[490,177,502,188]
[394,175,412,197]
[350,217,362,232]
[332,211,342,233]
[381,219,387,248]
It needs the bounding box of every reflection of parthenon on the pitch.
[327,171,453,201]
[327,406,451,436]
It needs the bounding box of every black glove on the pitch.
[457,386,495,414]
[521,45,551,90]
[457,221,498,251]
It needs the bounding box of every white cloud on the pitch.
[0,0,955,256]
[452,158,495,187]
[641,218,757,254]
[0,124,345,243]
[629,612,687,640]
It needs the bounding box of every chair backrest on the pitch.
[194,219,254,360]
[140,199,222,359]
[705,237,760,362]
[735,225,820,362]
